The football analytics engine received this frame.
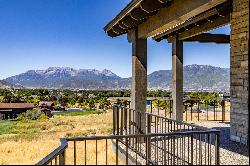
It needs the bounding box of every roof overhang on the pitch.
[104,0,173,37]
[104,0,230,39]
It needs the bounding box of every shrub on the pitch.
[16,109,48,121]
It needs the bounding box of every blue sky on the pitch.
[0,0,230,79]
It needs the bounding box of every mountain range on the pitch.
[0,80,12,89]
[2,65,230,91]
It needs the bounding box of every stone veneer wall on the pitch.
[230,0,249,145]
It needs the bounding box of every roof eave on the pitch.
[104,0,143,32]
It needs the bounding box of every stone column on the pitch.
[129,29,147,134]
[230,0,249,145]
[172,34,184,121]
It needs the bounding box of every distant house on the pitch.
[38,101,54,108]
[38,101,54,118]
[0,103,35,120]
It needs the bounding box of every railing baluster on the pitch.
[55,156,57,165]
[129,109,131,135]
[205,134,207,165]
[207,101,209,121]
[185,106,188,121]
[59,150,66,165]
[198,101,200,121]
[113,106,115,135]
[191,106,193,121]
[214,100,216,121]
[125,108,127,135]
[168,135,170,165]
[147,114,152,164]
[135,137,138,165]
[85,140,87,165]
[170,100,172,118]
[106,139,108,165]
[199,134,202,165]
[121,107,124,135]
[117,108,120,135]
[191,135,194,165]
[150,100,153,113]
[146,136,148,165]
[188,134,190,164]
[208,134,211,165]
[183,136,185,165]
[164,136,166,165]
[96,140,98,165]
[215,133,220,165]
[74,140,76,165]
[116,139,118,165]
[126,138,128,165]
[164,100,167,117]
[158,99,160,115]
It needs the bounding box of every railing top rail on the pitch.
[36,138,68,165]
[66,130,220,141]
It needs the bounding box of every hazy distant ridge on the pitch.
[3,65,229,91]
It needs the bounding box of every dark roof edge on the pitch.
[104,0,143,32]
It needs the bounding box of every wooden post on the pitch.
[129,29,147,134]
[172,34,183,121]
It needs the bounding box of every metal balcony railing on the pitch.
[123,99,230,122]
[37,105,220,165]
[37,131,220,165]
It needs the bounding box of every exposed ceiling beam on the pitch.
[140,0,167,13]
[182,33,230,43]
[153,8,220,41]
[137,0,227,39]
[178,14,230,40]
[130,8,150,20]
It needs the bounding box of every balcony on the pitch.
[37,105,220,165]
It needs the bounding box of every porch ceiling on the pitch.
[153,0,232,42]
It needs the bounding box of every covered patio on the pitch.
[104,0,249,145]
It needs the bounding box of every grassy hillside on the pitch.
[0,110,116,165]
